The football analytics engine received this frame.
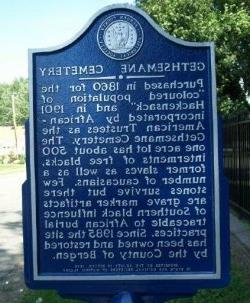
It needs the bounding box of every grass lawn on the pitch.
[170,264,250,303]
[16,262,250,303]
[19,290,82,303]
[0,164,25,174]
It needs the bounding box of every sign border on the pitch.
[28,4,221,282]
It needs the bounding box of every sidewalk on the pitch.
[230,213,250,249]
[230,213,250,270]
[0,171,26,302]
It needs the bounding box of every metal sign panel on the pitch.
[23,4,229,299]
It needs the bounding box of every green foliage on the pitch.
[136,0,250,117]
[0,152,26,165]
[13,262,250,303]
[0,163,25,174]
[0,78,28,126]
[169,264,250,302]
[0,83,13,125]
[19,289,82,303]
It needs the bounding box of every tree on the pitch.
[136,0,250,117]
[0,84,13,126]
[0,78,28,126]
[11,78,29,125]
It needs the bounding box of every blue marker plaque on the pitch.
[23,4,229,302]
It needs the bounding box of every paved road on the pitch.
[0,170,25,278]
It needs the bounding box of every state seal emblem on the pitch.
[97,14,144,60]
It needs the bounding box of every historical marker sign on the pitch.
[23,4,229,300]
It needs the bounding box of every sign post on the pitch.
[23,5,229,302]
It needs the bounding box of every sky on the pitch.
[0,0,135,83]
